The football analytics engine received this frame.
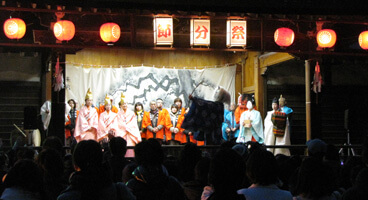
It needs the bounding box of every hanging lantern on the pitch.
[100,23,121,43]
[316,29,336,48]
[53,20,75,41]
[358,31,368,50]
[3,18,26,39]
[274,27,294,47]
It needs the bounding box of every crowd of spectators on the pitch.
[0,135,367,200]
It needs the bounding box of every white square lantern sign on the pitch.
[154,17,173,45]
[190,19,210,46]
[226,20,247,48]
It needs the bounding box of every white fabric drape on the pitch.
[66,65,236,110]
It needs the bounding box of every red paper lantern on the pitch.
[358,31,368,50]
[53,20,75,41]
[274,27,294,47]
[100,23,121,43]
[3,18,26,39]
[316,29,336,48]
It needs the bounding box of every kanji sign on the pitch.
[154,18,173,45]
[226,20,247,47]
[190,19,210,46]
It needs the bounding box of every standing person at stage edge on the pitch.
[74,88,99,142]
[264,97,291,156]
[142,100,165,144]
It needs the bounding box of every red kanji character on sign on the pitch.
[195,25,208,39]
[232,26,245,39]
[158,24,171,38]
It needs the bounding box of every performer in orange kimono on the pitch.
[142,100,165,144]
[117,92,142,157]
[97,95,119,142]
[166,104,185,145]
[173,97,198,144]
[234,93,248,124]
[174,97,186,118]
[156,98,170,143]
[74,88,99,142]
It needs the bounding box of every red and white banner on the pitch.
[154,18,173,45]
[190,19,210,46]
[226,20,247,47]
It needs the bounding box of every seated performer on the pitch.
[222,102,240,142]
[142,100,165,144]
[74,88,99,142]
[264,97,290,156]
[182,87,230,145]
[236,95,264,144]
[97,94,119,142]
[117,92,141,157]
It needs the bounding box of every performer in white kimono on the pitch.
[117,92,142,157]
[97,95,119,142]
[264,97,291,156]
[236,95,264,144]
[74,88,99,142]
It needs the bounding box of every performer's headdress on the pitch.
[104,94,113,105]
[272,97,278,104]
[85,88,93,100]
[248,94,256,105]
[238,93,248,108]
[279,95,286,106]
[120,92,125,105]
[279,95,285,102]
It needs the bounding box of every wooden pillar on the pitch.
[305,60,311,142]
[254,56,264,116]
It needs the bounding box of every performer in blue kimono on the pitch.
[222,103,240,141]
[182,87,230,145]
[236,95,264,144]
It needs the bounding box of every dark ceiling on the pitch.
[1,0,368,59]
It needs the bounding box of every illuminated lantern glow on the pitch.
[100,23,121,43]
[190,19,210,46]
[153,18,173,46]
[3,18,26,39]
[358,31,368,50]
[53,20,75,41]
[274,27,294,47]
[316,29,336,48]
[226,20,247,48]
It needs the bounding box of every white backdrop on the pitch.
[65,65,236,110]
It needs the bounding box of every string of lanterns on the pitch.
[1,17,366,49]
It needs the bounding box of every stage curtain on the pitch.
[66,64,236,111]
